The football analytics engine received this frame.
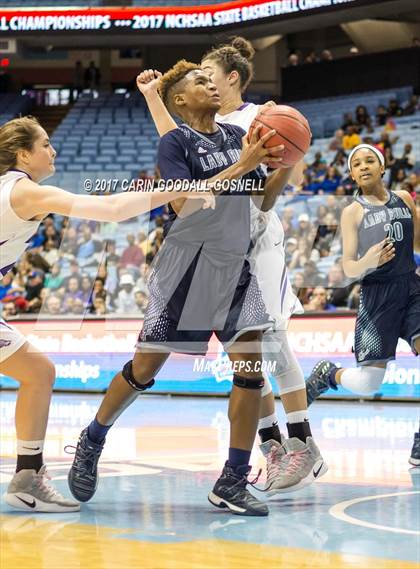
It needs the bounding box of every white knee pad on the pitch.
[262,330,305,396]
[340,366,386,396]
[261,370,273,397]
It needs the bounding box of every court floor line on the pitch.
[329,490,420,535]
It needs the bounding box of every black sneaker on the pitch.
[208,462,268,517]
[409,432,420,466]
[306,360,339,406]
[66,428,104,502]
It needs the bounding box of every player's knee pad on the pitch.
[122,360,155,392]
[340,366,386,396]
[261,371,273,397]
[232,374,264,390]
[265,332,305,395]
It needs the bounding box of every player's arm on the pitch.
[11,178,213,223]
[395,190,420,252]
[341,203,394,278]
[256,167,294,212]
[136,69,178,137]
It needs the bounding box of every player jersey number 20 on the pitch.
[384,221,404,242]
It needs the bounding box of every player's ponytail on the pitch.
[202,36,254,92]
[0,116,40,176]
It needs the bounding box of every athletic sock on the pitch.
[286,411,312,443]
[87,416,112,444]
[258,413,282,444]
[16,439,44,473]
[227,448,251,471]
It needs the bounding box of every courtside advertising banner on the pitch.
[0,316,417,399]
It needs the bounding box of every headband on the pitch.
[347,144,385,171]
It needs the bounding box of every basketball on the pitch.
[248,105,312,168]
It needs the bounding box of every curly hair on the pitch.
[201,36,255,93]
[158,59,200,117]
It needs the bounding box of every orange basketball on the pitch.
[248,105,312,168]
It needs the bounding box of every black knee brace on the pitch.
[232,374,264,389]
[122,360,155,392]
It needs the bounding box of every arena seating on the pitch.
[293,86,413,138]
[0,94,32,125]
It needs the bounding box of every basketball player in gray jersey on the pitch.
[305,144,420,466]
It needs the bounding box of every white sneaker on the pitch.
[259,437,287,492]
[4,465,80,513]
[265,437,328,496]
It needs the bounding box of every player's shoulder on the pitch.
[394,189,415,209]
[218,122,246,138]
[342,199,364,222]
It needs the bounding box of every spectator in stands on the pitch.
[375,105,389,126]
[325,265,352,308]
[116,273,136,314]
[310,152,326,170]
[341,112,355,132]
[44,294,62,316]
[135,262,149,295]
[319,166,341,194]
[133,290,148,316]
[63,276,83,313]
[302,260,326,288]
[120,234,145,269]
[25,270,45,313]
[335,185,346,196]
[288,53,300,66]
[42,239,59,267]
[70,298,85,315]
[304,286,336,312]
[388,99,403,117]
[347,284,361,309]
[2,301,17,319]
[403,95,418,116]
[330,148,347,169]
[375,132,395,154]
[91,278,107,309]
[399,143,415,170]
[305,51,318,64]
[289,237,312,270]
[92,297,106,316]
[80,275,93,307]
[61,226,79,259]
[72,61,84,100]
[44,262,63,291]
[320,49,333,62]
[316,205,328,226]
[285,237,298,265]
[0,272,14,301]
[84,61,101,91]
[105,240,120,265]
[393,168,408,191]
[407,172,419,192]
[329,130,344,152]
[342,126,361,150]
[62,260,81,289]
[77,225,95,260]
[43,224,60,248]
[297,213,312,238]
[354,105,372,132]
[137,232,148,257]
[26,249,50,274]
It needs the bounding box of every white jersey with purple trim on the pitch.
[216,102,303,324]
[0,170,41,280]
